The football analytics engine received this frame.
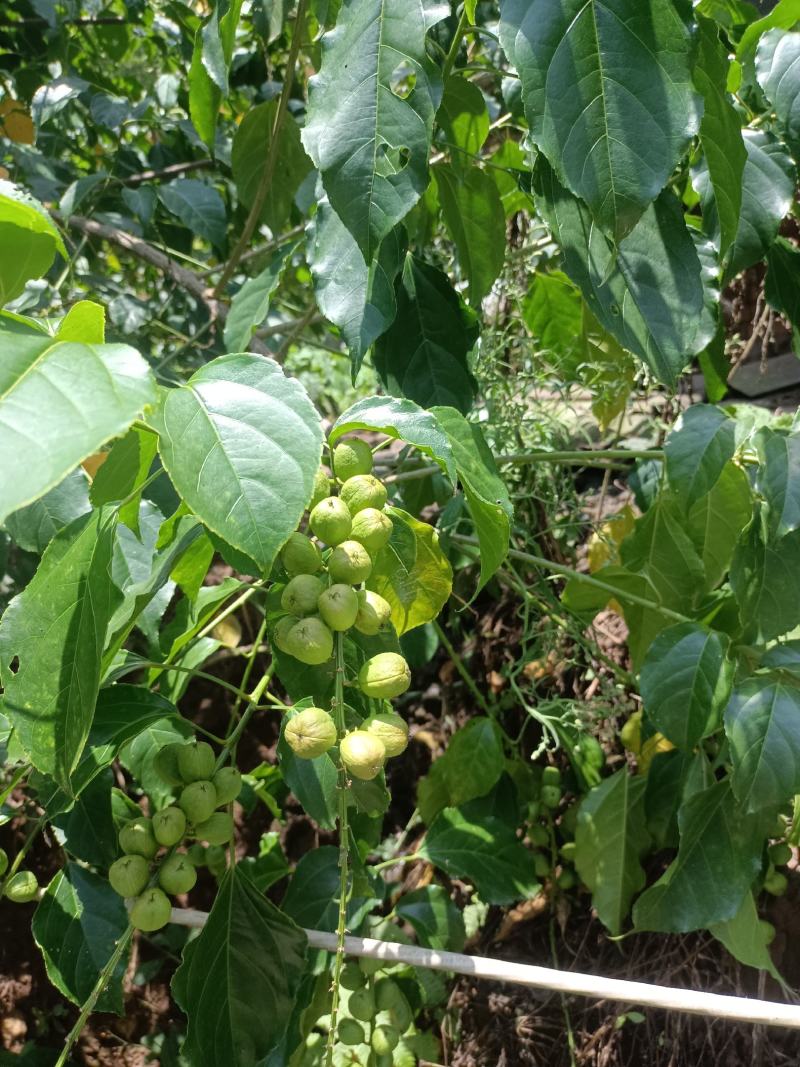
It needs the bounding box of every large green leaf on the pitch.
[756,29,800,147]
[188,0,244,150]
[89,424,159,534]
[756,429,800,538]
[664,405,736,508]
[620,497,706,613]
[0,326,156,523]
[302,0,447,259]
[725,678,800,813]
[730,508,800,643]
[420,806,539,905]
[172,865,307,1067]
[534,161,714,385]
[223,242,297,354]
[430,405,512,592]
[51,770,117,867]
[764,236,800,331]
[153,354,323,573]
[687,461,753,590]
[640,624,732,750]
[32,863,129,1013]
[434,163,505,306]
[522,270,583,367]
[499,0,701,242]
[440,718,505,808]
[737,0,800,67]
[0,180,66,306]
[574,770,650,936]
[4,468,91,554]
[395,885,466,951]
[437,76,489,162]
[0,510,121,791]
[374,254,478,414]
[633,780,764,932]
[158,180,227,250]
[367,506,453,635]
[710,891,784,982]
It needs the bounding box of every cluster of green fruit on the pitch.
[529,766,580,891]
[0,847,39,903]
[764,838,793,897]
[108,738,241,932]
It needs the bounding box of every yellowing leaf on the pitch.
[0,99,34,144]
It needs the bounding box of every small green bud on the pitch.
[119,817,159,860]
[340,474,388,515]
[364,711,408,758]
[284,708,337,759]
[179,781,218,825]
[109,855,150,898]
[328,540,373,584]
[159,853,198,895]
[4,870,39,903]
[317,583,359,631]
[350,508,393,555]
[354,589,392,636]
[130,887,172,932]
[281,573,326,616]
[285,617,335,665]
[358,653,411,699]
[340,731,386,781]
[333,438,374,480]
[309,496,352,546]
[177,740,216,783]
[212,766,243,806]
[280,532,323,576]
[153,742,185,787]
[152,806,187,847]
[193,812,234,846]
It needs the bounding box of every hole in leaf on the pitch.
[376,142,410,178]
[389,61,416,99]
[9,655,19,675]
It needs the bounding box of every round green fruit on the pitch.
[371,1025,399,1056]
[540,785,561,810]
[119,817,159,860]
[365,712,408,758]
[309,496,352,546]
[285,617,334,665]
[354,590,392,636]
[186,843,207,867]
[560,805,579,837]
[205,844,228,878]
[358,653,411,699]
[309,467,332,511]
[159,853,198,895]
[109,855,150,898]
[153,742,185,787]
[533,853,551,878]
[559,841,577,862]
[284,708,337,759]
[177,740,216,783]
[529,824,549,848]
[280,532,322,576]
[179,781,218,825]
[557,868,576,890]
[0,848,7,877]
[769,842,793,866]
[375,980,411,1030]
[130,887,172,932]
[328,541,373,584]
[351,508,392,555]
[340,474,387,515]
[333,438,374,480]
[340,731,386,781]
[348,985,377,1022]
[212,766,243,806]
[281,574,326,617]
[765,870,788,896]
[339,962,366,991]
[358,956,383,976]
[152,806,187,847]
[542,765,561,787]
[273,615,299,654]
[317,583,359,631]
[4,870,38,903]
[194,812,234,846]
[337,1018,365,1046]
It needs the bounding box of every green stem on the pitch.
[137,661,264,705]
[55,925,135,1067]
[229,614,270,725]
[217,668,274,771]
[0,813,47,897]
[385,448,663,483]
[0,764,29,808]
[325,632,350,1067]
[371,851,423,873]
[432,619,491,715]
[442,6,469,79]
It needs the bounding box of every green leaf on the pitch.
[231,101,312,234]
[522,270,583,366]
[756,429,800,538]
[32,863,129,1012]
[55,299,105,343]
[437,76,489,162]
[761,638,800,679]
[223,243,297,353]
[693,18,746,260]
[730,508,800,643]
[430,406,512,592]
[0,326,157,524]
[756,29,800,147]
[374,254,478,414]
[51,770,117,867]
[664,404,736,508]
[331,395,456,482]
[89,425,159,534]
[281,846,377,932]
[172,865,307,1067]
[764,236,800,331]
[277,708,338,829]
[737,0,800,66]
[308,197,405,376]
[153,354,323,573]
[687,460,753,590]
[640,624,733,749]
[574,770,650,936]
[620,497,706,614]
[302,0,447,259]
[710,891,784,981]
[434,164,505,306]
[534,161,714,386]
[367,506,453,635]
[633,780,765,932]
[4,468,91,553]
[440,718,505,808]
[724,678,800,813]
[395,885,466,951]
[188,0,244,149]
[0,179,66,305]
[0,510,121,791]
[158,180,227,250]
[499,0,701,242]
[420,806,539,906]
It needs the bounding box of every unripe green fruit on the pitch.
[542,765,561,787]
[130,887,172,932]
[194,812,234,846]
[761,919,777,945]
[282,574,326,616]
[348,985,377,1022]
[769,842,792,866]
[179,781,218,825]
[340,474,388,515]
[371,1025,399,1056]
[333,438,374,480]
[317,583,359,631]
[328,541,373,585]
[533,853,551,878]
[369,1055,393,1067]
[108,855,150,898]
[119,817,159,860]
[152,806,187,848]
[177,740,216,783]
[186,843,207,867]
[309,496,352,546]
[0,848,7,877]
[205,844,228,878]
[285,617,334,665]
[375,980,412,1030]
[339,962,366,991]
[281,532,322,576]
[273,615,299,654]
[359,956,383,976]
[284,708,337,759]
[364,712,408,758]
[159,853,198,895]
[557,868,576,890]
[354,589,392,636]
[310,467,332,511]
[560,804,579,837]
[541,785,561,809]
[4,870,39,903]
[337,1018,365,1046]
[351,508,393,555]
[529,824,549,847]
[765,870,788,896]
[358,653,411,699]
[154,742,185,787]
[212,766,242,806]
[340,731,386,780]
[560,841,577,862]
